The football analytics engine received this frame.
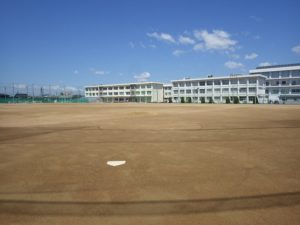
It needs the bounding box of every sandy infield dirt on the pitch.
[0,103,299,224]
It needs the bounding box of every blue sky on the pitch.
[1,0,300,86]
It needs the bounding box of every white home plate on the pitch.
[107,160,126,167]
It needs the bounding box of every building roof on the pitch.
[250,63,300,73]
[171,74,267,83]
[256,63,300,69]
[85,81,163,88]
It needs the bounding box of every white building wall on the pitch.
[171,74,267,104]
[249,64,300,104]
[85,82,164,103]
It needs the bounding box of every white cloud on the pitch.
[292,45,300,54]
[149,44,156,48]
[129,42,135,48]
[139,42,146,48]
[65,86,78,91]
[245,53,258,60]
[228,53,240,59]
[224,61,244,69]
[51,85,61,90]
[193,29,237,51]
[73,70,79,74]
[14,84,27,89]
[147,32,176,43]
[178,35,195,45]
[259,62,272,67]
[193,43,205,51]
[134,72,151,82]
[172,49,185,57]
[90,68,109,75]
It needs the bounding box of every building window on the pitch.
[230,79,237,84]
[271,72,280,78]
[174,90,178,94]
[147,85,151,88]
[114,92,118,95]
[199,81,205,86]
[239,79,247,84]
[186,82,191,87]
[240,96,246,101]
[282,80,287,85]
[193,89,198,94]
[222,80,229,85]
[141,85,145,89]
[291,70,300,77]
[147,91,151,95]
[199,89,205,93]
[281,71,290,77]
[207,81,212,85]
[180,90,184,94]
[186,89,191,94]
[126,92,130,95]
[239,88,247,93]
[206,89,212,93]
[231,88,238,93]
[214,88,220,93]
[179,83,184,87]
[173,83,178,87]
[281,89,289,94]
[249,87,256,92]
[249,79,256,84]
[271,89,279,94]
[262,72,270,78]
[214,80,220,85]
[192,82,198,86]
[222,88,229,93]
[291,89,300,93]
[119,92,124,95]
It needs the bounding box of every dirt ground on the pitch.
[0,103,299,225]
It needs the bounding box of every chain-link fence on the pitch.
[0,83,88,103]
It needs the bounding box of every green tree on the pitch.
[187,97,192,103]
[233,96,239,104]
[201,97,205,103]
[226,97,230,104]
[209,97,214,104]
[180,97,185,103]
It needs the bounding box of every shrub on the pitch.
[180,97,185,103]
[168,98,172,103]
[209,97,214,104]
[225,97,230,104]
[201,97,205,103]
[187,97,192,103]
[233,96,239,104]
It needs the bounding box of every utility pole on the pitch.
[32,84,35,102]
[12,83,15,103]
